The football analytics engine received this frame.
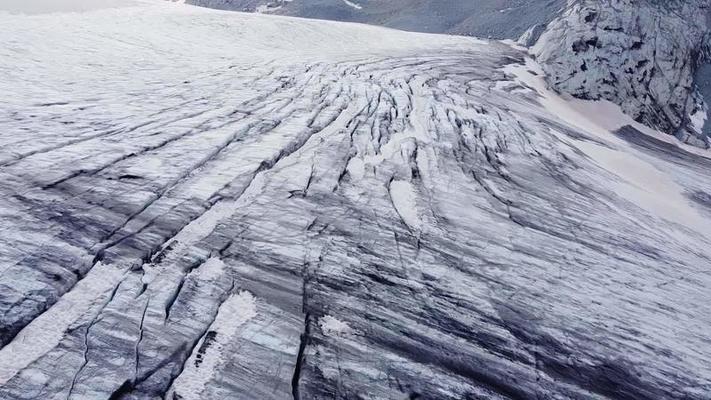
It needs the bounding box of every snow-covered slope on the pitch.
[1,1,711,399]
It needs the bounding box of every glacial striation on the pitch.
[0,1,710,399]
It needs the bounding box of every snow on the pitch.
[342,0,363,10]
[0,0,484,70]
[160,201,239,258]
[0,0,142,14]
[0,262,127,384]
[167,291,257,400]
[319,315,353,337]
[0,1,709,397]
[192,257,226,281]
[503,57,711,237]
[690,107,708,134]
[389,180,421,231]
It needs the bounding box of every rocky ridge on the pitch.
[533,0,711,148]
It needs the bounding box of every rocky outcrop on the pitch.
[533,0,711,148]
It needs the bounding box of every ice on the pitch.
[0,1,709,398]
[167,291,257,400]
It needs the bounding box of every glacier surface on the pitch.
[0,1,710,399]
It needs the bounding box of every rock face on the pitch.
[1,2,711,400]
[533,0,711,148]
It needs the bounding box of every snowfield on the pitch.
[0,1,710,399]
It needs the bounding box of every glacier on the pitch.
[0,1,710,399]
[189,0,711,148]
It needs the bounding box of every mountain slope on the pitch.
[187,0,566,39]
[0,1,710,399]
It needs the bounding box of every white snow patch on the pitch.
[0,262,127,384]
[167,291,257,400]
[690,107,707,134]
[342,0,362,10]
[165,201,237,250]
[319,315,353,337]
[149,200,242,276]
[192,257,226,281]
[389,180,421,231]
